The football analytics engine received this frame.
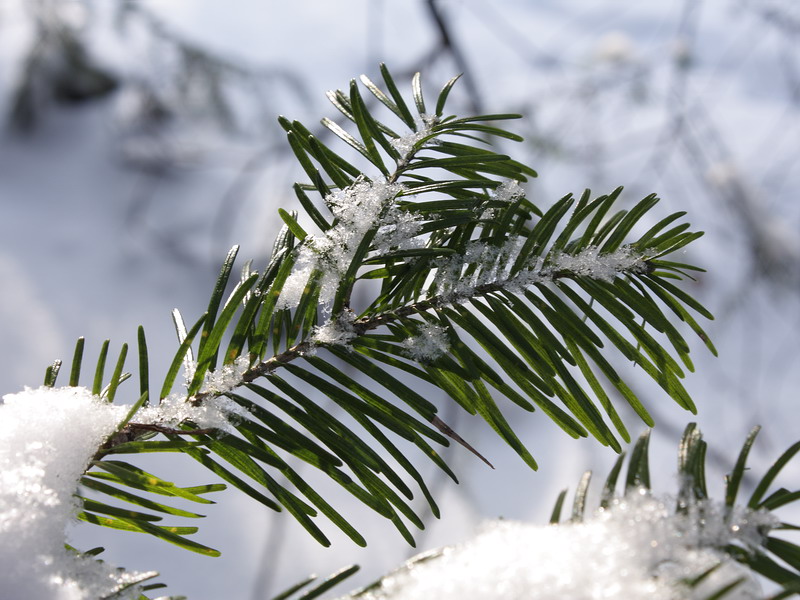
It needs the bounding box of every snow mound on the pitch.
[0,386,149,599]
[350,490,776,600]
[0,381,245,598]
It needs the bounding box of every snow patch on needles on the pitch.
[0,386,151,599]
[432,237,523,298]
[348,491,776,600]
[373,205,424,255]
[402,321,450,361]
[200,355,251,395]
[278,180,407,310]
[141,356,252,431]
[482,180,525,220]
[391,114,439,159]
[311,309,358,347]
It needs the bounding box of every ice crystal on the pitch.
[311,309,358,347]
[401,321,450,361]
[348,492,776,600]
[391,114,438,159]
[493,179,524,203]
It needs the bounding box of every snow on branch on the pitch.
[243,243,650,371]
[401,321,450,362]
[310,309,358,347]
[277,179,412,310]
[144,393,245,434]
[432,243,648,301]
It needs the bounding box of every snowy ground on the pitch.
[1,1,800,598]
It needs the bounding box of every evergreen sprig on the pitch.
[49,66,714,557]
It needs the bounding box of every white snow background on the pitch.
[1,0,800,598]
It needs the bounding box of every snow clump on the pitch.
[140,391,246,433]
[0,386,152,599]
[311,309,358,346]
[347,491,776,600]
[200,354,251,395]
[402,321,450,362]
[0,377,253,599]
[492,179,524,203]
[391,114,439,159]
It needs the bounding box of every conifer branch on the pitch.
[54,66,717,565]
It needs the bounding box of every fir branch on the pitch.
[63,67,716,561]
